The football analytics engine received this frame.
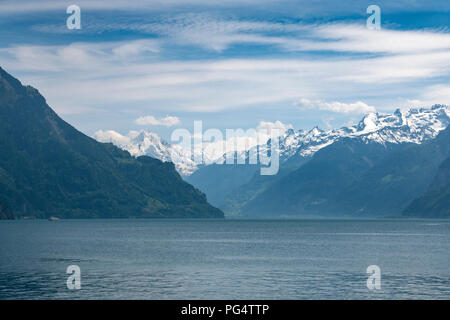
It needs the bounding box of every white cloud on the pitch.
[296,98,376,114]
[282,24,450,54]
[1,21,449,118]
[112,40,160,57]
[135,115,181,127]
[3,46,447,115]
[257,120,293,135]
[28,13,450,54]
[93,130,130,146]
[27,9,450,55]
[1,46,446,117]
[422,85,450,106]
[177,20,450,54]
[393,85,450,111]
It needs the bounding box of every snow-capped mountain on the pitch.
[124,131,173,162]
[231,104,450,164]
[94,130,199,175]
[95,105,449,176]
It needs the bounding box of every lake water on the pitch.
[0,219,449,299]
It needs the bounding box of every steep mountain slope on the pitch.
[243,138,398,217]
[403,155,450,218]
[204,106,450,215]
[244,126,450,217]
[220,154,310,215]
[0,67,223,219]
[337,126,450,216]
[0,201,13,219]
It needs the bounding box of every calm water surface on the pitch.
[0,219,449,299]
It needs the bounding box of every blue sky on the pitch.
[0,0,449,141]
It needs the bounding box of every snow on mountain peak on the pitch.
[309,126,324,136]
[94,129,197,175]
[276,104,450,159]
[95,105,449,176]
[357,112,380,133]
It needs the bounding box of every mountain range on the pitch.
[221,106,450,217]
[0,67,223,219]
[104,104,450,218]
[242,125,450,217]
[2,65,447,219]
[106,105,449,176]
